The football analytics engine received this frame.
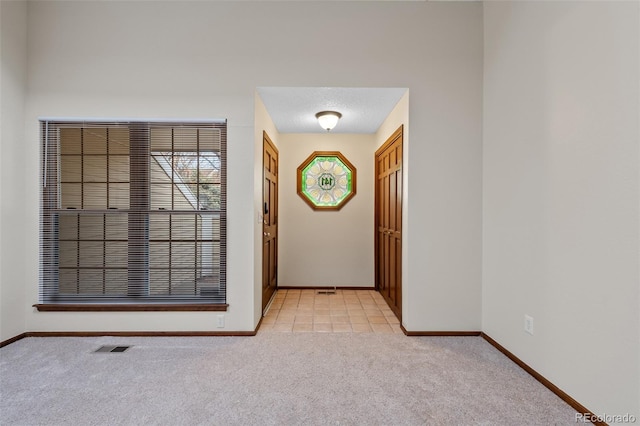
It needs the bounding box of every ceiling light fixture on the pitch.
[315,111,342,132]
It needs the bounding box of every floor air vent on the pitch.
[316,287,337,295]
[94,345,131,353]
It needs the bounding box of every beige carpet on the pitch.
[0,333,580,425]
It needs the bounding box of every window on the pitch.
[296,151,357,211]
[38,120,227,310]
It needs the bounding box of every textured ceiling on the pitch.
[257,87,407,134]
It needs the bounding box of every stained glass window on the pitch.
[296,151,357,210]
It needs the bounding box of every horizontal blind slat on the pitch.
[40,120,226,305]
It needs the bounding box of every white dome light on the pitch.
[315,111,342,132]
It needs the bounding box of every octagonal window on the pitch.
[296,151,357,211]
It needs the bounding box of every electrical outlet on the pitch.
[216,314,225,328]
[524,314,534,335]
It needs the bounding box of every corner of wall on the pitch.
[0,0,28,341]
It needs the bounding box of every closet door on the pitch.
[375,126,403,320]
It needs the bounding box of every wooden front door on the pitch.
[375,125,403,320]
[262,132,278,312]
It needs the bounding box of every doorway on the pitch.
[375,125,403,320]
[262,132,279,313]
[256,87,408,321]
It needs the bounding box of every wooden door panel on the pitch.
[387,235,398,306]
[395,169,402,232]
[395,238,402,304]
[378,233,386,295]
[375,126,403,320]
[262,132,278,312]
[389,172,396,231]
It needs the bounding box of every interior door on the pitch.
[262,132,278,312]
[375,125,403,320]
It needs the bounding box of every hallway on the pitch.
[260,289,403,333]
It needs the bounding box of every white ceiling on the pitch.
[257,87,407,134]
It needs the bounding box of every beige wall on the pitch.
[483,1,639,419]
[278,132,376,288]
[11,0,483,334]
[0,1,28,341]
[254,93,280,325]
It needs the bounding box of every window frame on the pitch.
[36,119,227,312]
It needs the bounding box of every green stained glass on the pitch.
[297,152,356,210]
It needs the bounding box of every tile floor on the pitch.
[259,289,403,333]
